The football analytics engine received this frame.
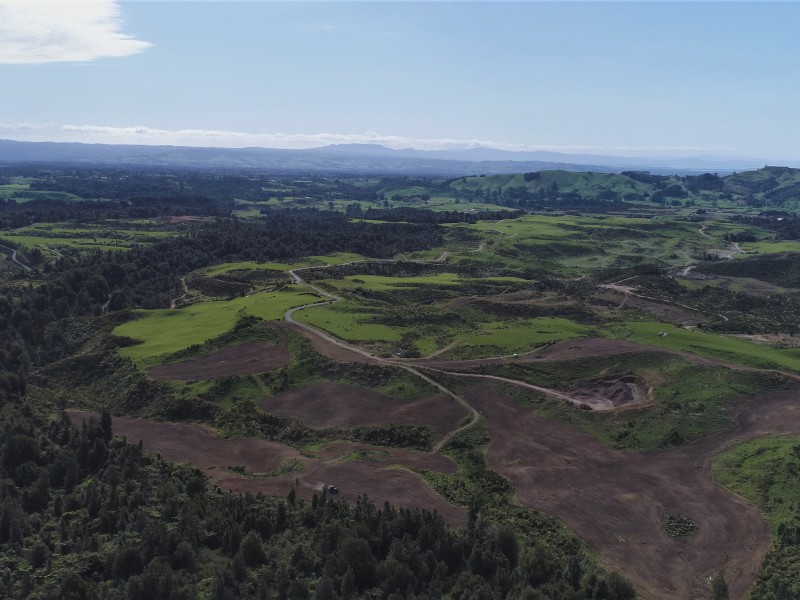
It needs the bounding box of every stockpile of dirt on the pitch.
[566,375,649,408]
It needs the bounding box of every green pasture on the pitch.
[205,253,367,277]
[115,289,321,368]
[462,317,591,352]
[232,208,264,218]
[204,261,294,276]
[451,214,735,273]
[1,234,127,252]
[1,221,174,253]
[741,240,800,255]
[0,183,29,198]
[295,301,405,343]
[714,435,800,531]
[604,321,800,373]
[332,273,465,291]
[9,190,83,202]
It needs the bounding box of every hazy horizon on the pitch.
[2,1,799,162]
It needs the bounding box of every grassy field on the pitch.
[714,435,800,597]
[603,321,800,373]
[295,301,405,343]
[715,435,800,529]
[0,221,174,253]
[741,240,800,255]
[204,253,367,277]
[115,289,321,367]
[443,214,722,274]
[462,317,591,352]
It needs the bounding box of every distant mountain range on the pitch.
[0,139,779,176]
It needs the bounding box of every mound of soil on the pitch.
[148,340,290,380]
[566,375,649,408]
[67,410,465,526]
[260,382,467,434]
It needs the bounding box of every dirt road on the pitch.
[0,243,32,272]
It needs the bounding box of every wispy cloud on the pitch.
[0,121,53,130]
[0,0,150,64]
[0,122,745,158]
[57,124,739,156]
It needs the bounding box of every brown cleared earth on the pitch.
[68,411,465,526]
[147,340,291,380]
[465,385,800,600]
[260,382,468,434]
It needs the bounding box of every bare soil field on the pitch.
[465,385,800,600]
[260,382,467,434]
[69,410,298,471]
[147,340,291,380]
[68,410,466,526]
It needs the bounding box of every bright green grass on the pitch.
[423,198,514,212]
[114,289,320,367]
[463,317,591,351]
[205,253,367,277]
[303,252,366,266]
[1,235,130,251]
[714,435,800,530]
[205,261,294,276]
[9,190,83,202]
[741,240,800,255]
[295,301,404,343]
[0,183,29,198]
[333,273,464,291]
[713,434,800,597]
[232,208,263,218]
[604,321,800,373]
[13,222,172,238]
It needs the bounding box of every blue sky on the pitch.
[1,1,799,161]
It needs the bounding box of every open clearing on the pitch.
[147,340,291,380]
[115,289,320,367]
[67,410,466,526]
[260,381,467,434]
[466,385,800,600]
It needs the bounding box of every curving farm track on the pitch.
[280,259,800,600]
[144,244,799,599]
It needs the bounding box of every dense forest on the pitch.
[0,204,636,598]
[0,394,640,600]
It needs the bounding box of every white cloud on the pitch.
[55,124,740,156]
[59,124,504,150]
[0,122,748,158]
[0,121,53,130]
[0,0,150,64]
